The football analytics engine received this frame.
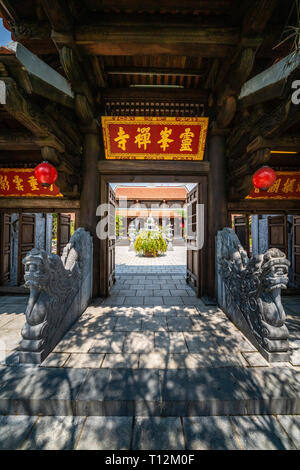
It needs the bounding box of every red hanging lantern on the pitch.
[252,166,277,190]
[34,161,58,187]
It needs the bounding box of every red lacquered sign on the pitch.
[0,168,62,197]
[246,172,300,199]
[101,116,209,160]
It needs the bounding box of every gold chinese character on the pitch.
[0,175,9,191]
[114,127,130,151]
[49,184,53,192]
[28,175,39,191]
[267,178,281,193]
[297,183,300,192]
[180,128,195,152]
[13,175,24,191]
[157,127,174,151]
[282,178,296,193]
[134,127,151,150]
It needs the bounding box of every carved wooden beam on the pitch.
[0,77,61,138]
[83,0,233,12]
[45,103,83,154]
[0,131,64,153]
[91,56,106,88]
[0,0,19,23]
[40,0,73,33]
[247,135,300,153]
[242,0,279,35]
[0,199,80,209]
[0,42,74,109]
[72,23,239,57]
[239,52,300,108]
[9,22,51,41]
[59,45,96,124]
[0,77,82,156]
[212,0,278,129]
[106,66,203,78]
[103,87,208,101]
[229,48,256,93]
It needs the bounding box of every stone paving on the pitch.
[0,248,299,449]
[0,276,299,371]
[115,245,186,274]
[0,414,299,449]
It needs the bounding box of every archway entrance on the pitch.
[98,160,209,298]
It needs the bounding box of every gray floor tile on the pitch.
[183,416,240,450]
[133,417,184,450]
[277,415,300,449]
[167,317,193,331]
[155,332,188,353]
[0,415,37,450]
[124,332,154,353]
[77,417,132,450]
[21,416,85,450]
[230,416,295,450]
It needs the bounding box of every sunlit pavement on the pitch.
[0,253,299,449]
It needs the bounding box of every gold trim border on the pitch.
[101,116,209,160]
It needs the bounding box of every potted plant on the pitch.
[134,230,167,257]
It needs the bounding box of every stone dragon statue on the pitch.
[18,228,93,364]
[217,228,290,361]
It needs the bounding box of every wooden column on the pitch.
[80,121,101,297]
[205,128,228,301]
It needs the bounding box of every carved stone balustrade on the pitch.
[18,228,93,364]
[216,228,290,362]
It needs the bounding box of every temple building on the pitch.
[0,0,299,301]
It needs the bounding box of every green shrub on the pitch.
[134,230,167,257]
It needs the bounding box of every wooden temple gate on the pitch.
[0,1,299,299]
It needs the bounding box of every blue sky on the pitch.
[0,20,12,46]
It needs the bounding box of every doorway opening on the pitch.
[99,172,208,299]
[114,183,187,278]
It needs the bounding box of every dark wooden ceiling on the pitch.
[0,0,296,92]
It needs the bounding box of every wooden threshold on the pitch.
[228,200,300,214]
[0,198,80,210]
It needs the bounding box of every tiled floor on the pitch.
[0,414,299,450]
[0,275,299,370]
[0,248,300,450]
[115,245,186,274]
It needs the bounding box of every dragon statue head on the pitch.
[260,248,290,292]
[23,248,51,291]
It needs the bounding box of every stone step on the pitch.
[0,365,299,417]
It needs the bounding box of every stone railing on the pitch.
[18,228,93,364]
[216,228,290,362]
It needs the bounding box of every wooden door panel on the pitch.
[18,213,35,284]
[186,179,207,297]
[233,215,250,255]
[293,216,300,286]
[108,186,116,293]
[0,213,11,285]
[57,214,71,256]
[268,215,287,255]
